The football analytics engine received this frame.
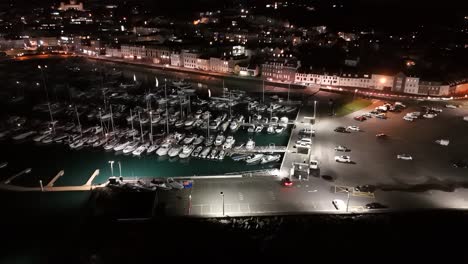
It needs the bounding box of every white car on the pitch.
[334,145,350,152]
[332,199,346,210]
[296,138,312,147]
[346,126,360,132]
[403,116,414,122]
[423,114,435,119]
[435,139,449,146]
[335,155,351,163]
[445,104,457,109]
[397,154,413,160]
[309,160,319,170]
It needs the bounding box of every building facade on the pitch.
[262,58,300,82]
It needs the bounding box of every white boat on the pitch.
[184,119,195,127]
[132,143,150,156]
[33,133,50,142]
[0,162,7,169]
[70,139,85,149]
[13,131,36,140]
[209,148,218,159]
[275,126,285,133]
[271,117,279,124]
[246,154,264,164]
[123,141,140,154]
[104,139,120,150]
[182,134,196,145]
[205,135,215,146]
[222,136,235,149]
[261,154,281,164]
[214,134,225,146]
[255,125,264,133]
[92,138,108,148]
[219,121,229,132]
[246,139,255,150]
[174,132,185,143]
[199,147,211,159]
[146,144,159,154]
[114,141,131,151]
[247,124,255,133]
[41,135,55,144]
[168,145,182,157]
[279,116,289,124]
[193,135,205,145]
[179,145,194,158]
[156,143,171,156]
[267,125,275,134]
[217,150,226,160]
[192,146,203,157]
[87,135,100,144]
[53,134,68,143]
[236,115,245,123]
[175,119,184,128]
[229,121,239,132]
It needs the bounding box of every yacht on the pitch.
[41,135,55,144]
[246,139,255,150]
[209,120,220,130]
[275,126,285,134]
[205,135,215,146]
[53,134,69,143]
[156,143,171,156]
[0,162,7,169]
[219,121,229,132]
[184,119,195,127]
[234,143,244,150]
[209,148,218,159]
[168,145,182,157]
[13,131,36,141]
[146,144,159,154]
[214,134,225,146]
[132,143,150,156]
[114,141,131,151]
[193,119,203,128]
[200,121,208,130]
[174,132,185,144]
[179,145,194,159]
[217,150,226,160]
[222,136,235,149]
[182,134,196,145]
[199,146,211,159]
[247,124,255,133]
[33,133,50,142]
[261,154,281,164]
[255,125,264,133]
[69,139,85,149]
[231,154,250,161]
[92,137,108,148]
[104,139,120,150]
[175,119,184,128]
[246,154,264,164]
[280,116,289,125]
[123,141,140,154]
[267,125,276,134]
[193,135,205,145]
[87,135,100,144]
[229,121,239,132]
[191,146,203,157]
[270,116,279,124]
[236,115,245,123]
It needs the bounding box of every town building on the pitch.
[262,58,300,82]
[58,0,84,11]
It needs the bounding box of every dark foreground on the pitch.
[1,190,468,263]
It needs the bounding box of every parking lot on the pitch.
[312,97,468,189]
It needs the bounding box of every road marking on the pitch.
[334,185,353,193]
[308,190,318,193]
[352,191,375,198]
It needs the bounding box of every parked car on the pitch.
[346,125,360,132]
[403,116,414,122]
[335,155,351,163]
[376,133,387,138]
[281,177,293,187]
[376,113,387,119]
[452,160,468,168]
[445,104,457,109]
[309,160,319,170]
[365,203,387,209]
[334,145,350,152]
[397,154,413,160]
[334,126,348,133]
[354,115,366,122]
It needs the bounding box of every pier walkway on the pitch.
[230,146,287,154]
[0,169,105,192]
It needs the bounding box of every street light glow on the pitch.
[380,77,386,84]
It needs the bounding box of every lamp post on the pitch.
[346,188,351,213]
[220,192,225,216]
[108,160,115,177]
[354,89,358,100]
[313,100,317,121]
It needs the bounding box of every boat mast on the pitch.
[110,104,115,136]
[165,79,169,135]
[75,106,82,137]
[149,111,153,144]
[138,111,143,142]
[99,110,104,137]
[130,109,135,141]
[38,65,55,133]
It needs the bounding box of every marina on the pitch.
[0,58,299,189]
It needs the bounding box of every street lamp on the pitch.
[220,192,225,216]
[354,89,358,100]
[345,188,351,213]
[108,160,115,177]
[313,100,317,121]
